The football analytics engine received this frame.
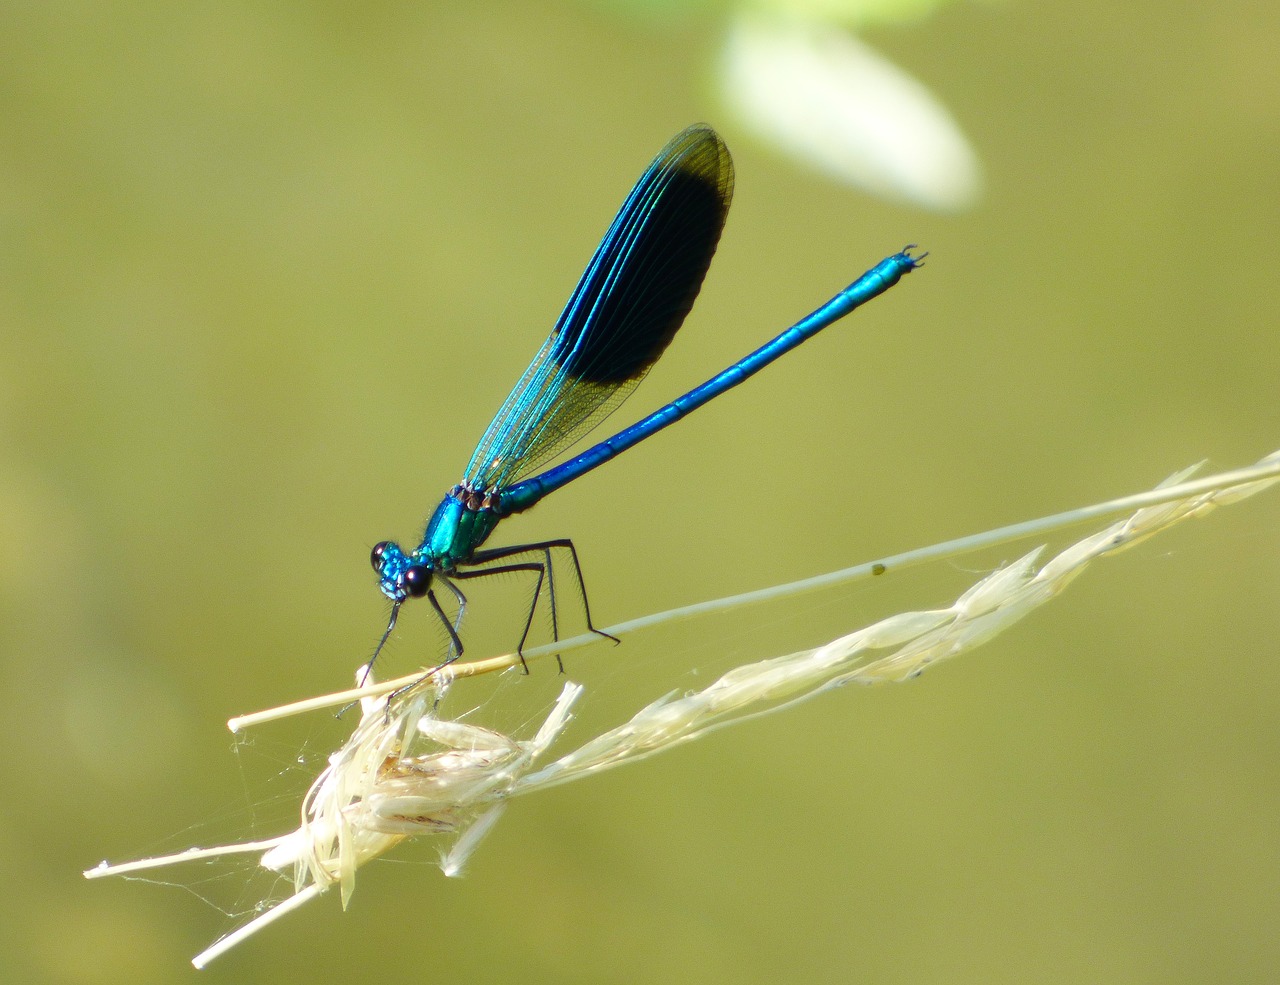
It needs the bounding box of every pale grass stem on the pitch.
[85,448,1280,967]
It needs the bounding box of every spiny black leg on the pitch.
[380,582,468,713]
[532,544,567,672]
[436,575,468,658]
[361,599,402,687]
[547,538,620,648]
[426,586,465,659]
[466,544,567,670]
[470,538,620,648]
[452,560,546,673]
[541,545,560,651]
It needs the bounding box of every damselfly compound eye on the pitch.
[403,565,431,598]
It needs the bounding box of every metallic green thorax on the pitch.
[372,485,508,602]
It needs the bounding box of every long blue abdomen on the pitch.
[498,250,921,514]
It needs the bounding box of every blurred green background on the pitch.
[3,1,1279,982]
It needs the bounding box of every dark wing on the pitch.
[463,125,734,491]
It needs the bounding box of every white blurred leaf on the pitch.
[721,10,982,211]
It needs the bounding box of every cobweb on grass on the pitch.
[96,720,334,923]
[86,655,572,957]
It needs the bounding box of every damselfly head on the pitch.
[371,540,415,602]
